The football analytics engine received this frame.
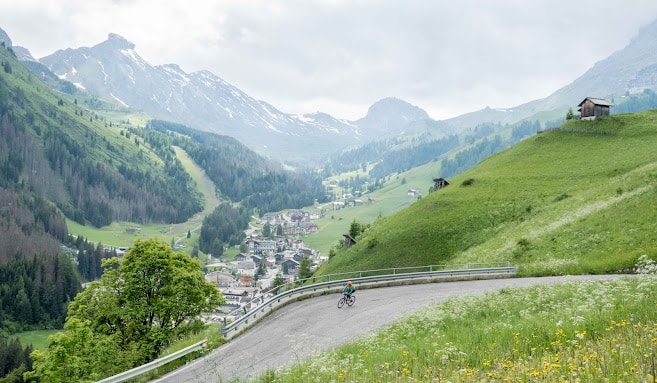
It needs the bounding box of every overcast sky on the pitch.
[2,1,657,121]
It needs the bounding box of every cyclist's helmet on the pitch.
[347,281,352,285]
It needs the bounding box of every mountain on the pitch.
[31,33,455,167]
[36,33,366,166]
[8,16,657,179]
[0,36,326,238]
[0,27,10,47]
[355,97,430,138]
[29,17,657,171]
[0,42,206,229]
[445,18,657,129]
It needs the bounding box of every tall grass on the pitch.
[259,276,657,382]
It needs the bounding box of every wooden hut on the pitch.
[342,234,357,248]
[578,97,611,119]
[431,177,450,192]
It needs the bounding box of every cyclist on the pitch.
[342,280,355,298]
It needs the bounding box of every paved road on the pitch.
[152,274,623,383]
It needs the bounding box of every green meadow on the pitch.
[316,112,657,277]
[13,330,59,351]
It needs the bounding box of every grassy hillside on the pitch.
[316,111,657,277]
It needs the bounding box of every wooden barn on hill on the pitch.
[430,177,450,192]
[578,97,611,119]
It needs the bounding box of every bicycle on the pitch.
[337,293,356,308]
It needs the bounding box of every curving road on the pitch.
[152,274,624,383]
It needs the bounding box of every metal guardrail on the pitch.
[221,263,516,339]
[94,340,207,383]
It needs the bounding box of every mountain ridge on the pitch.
[35,33,368,165]
[4,18,657,172]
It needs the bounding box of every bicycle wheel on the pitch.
[346,295,356,306]
[337,297,345,308]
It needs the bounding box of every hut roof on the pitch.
[578,97,612,107]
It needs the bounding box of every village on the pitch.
[203,208,329,323]
[201,177,459,323]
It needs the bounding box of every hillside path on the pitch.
[170,146,220,242]
[151,274,625,383]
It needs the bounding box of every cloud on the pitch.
[2,1,657,120]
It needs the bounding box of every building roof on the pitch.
[578,97,612,107]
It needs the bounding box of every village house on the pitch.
[261,212,284,226]
[246,238,277,255]
[289,210,306,222]
[234,253,249,262]
[407,189,421,197]
[205,271,236,287]
[578,97,612,120]
[283,221,298,235]
[300,247,316,257]
[281,259,300,275]
[237,260,255,271]
[299,221,319,234]
[332,201,345,210]
[239,275,255,287]
[219,289,250,307]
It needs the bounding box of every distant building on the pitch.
[407,189,421,197]
[332,201,345,210]
[206,272,236,287]
[578,97,611,119]
[431,177,450,192]
[343,233,357,248]
[246,238,277,255]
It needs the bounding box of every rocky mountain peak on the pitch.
[629,18,657,49]
[98,33,135,51]
[355,97,430,136]
[0,27,11,47]
[364,97,429,120]
[11,46,37,62]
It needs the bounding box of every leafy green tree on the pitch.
[566,107,575,120]
[262,222,271,238]
[298,256,313,280]
[349,219,363,239]
[256,260,266,278]
[28,239,223,382]
[272,274,285,293]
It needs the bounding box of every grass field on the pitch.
[13,330,60,350]
[316,112,657,277]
